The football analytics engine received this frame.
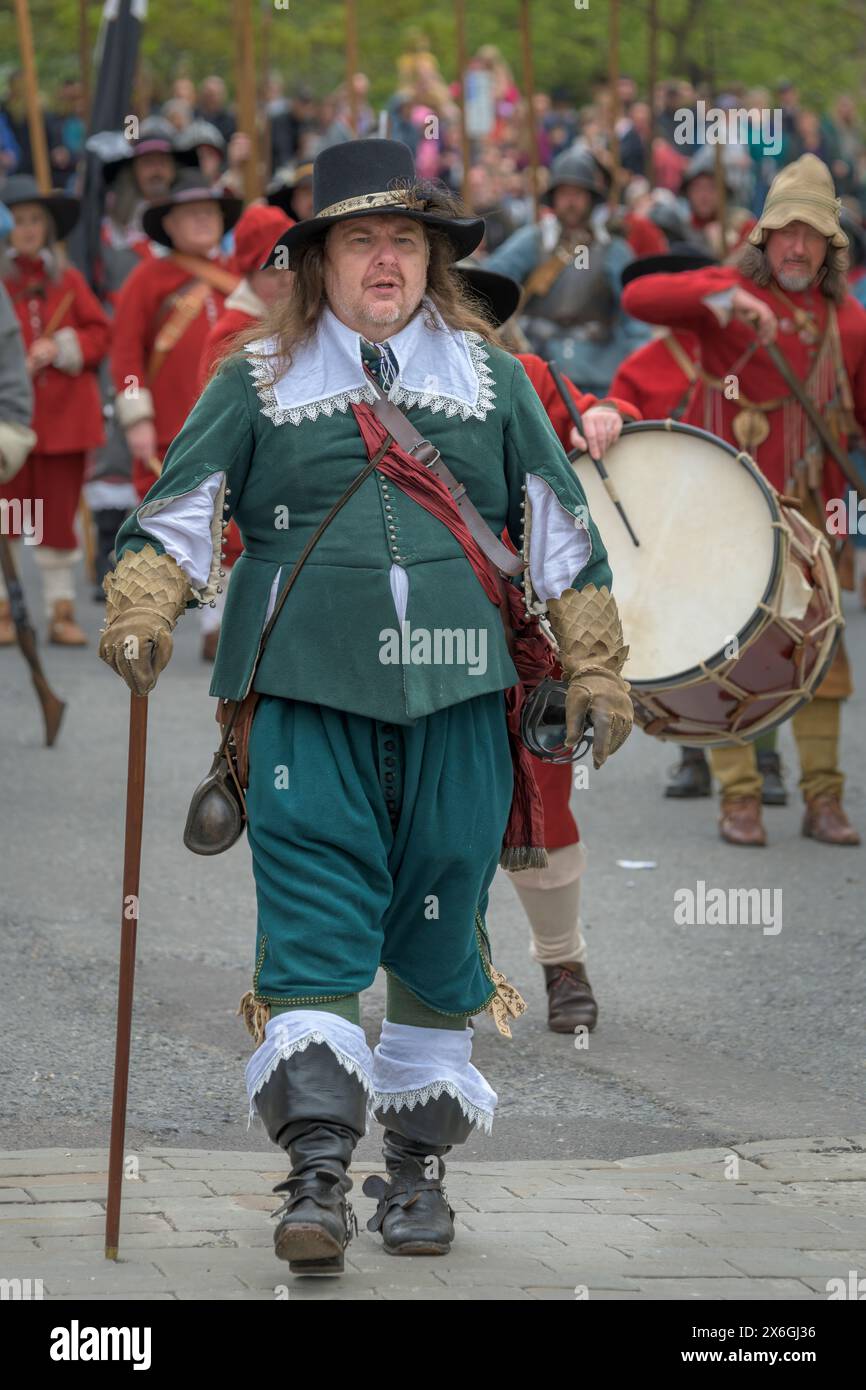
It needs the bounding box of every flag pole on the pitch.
[235,0,261,202]
[13,0,51,194]
[519,0,539,223]
[646,0,658,183]
[454,0,472,210]
[607,0,622,210]
[346,0,359,135]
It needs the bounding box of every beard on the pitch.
[355,297,405,328]
[327,278,421,334]
[776,266,814,292]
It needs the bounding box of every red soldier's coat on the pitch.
[518,353,638,433]
[622,265,866,500]
[199,306,256,388]
[609,330,700,420]
[3,256,109,452]
[198,304,258,564]
[623,212,669,258]
[111,253,236,499]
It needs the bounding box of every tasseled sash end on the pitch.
[485,966,527,1039]
[237,990,271,1046]
[499,844,549,871]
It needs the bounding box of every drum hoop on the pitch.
[613,419,784,690]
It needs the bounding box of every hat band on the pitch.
[316,189,413,219]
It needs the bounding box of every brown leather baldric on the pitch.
[361,367,525,579]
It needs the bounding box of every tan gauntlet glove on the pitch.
[99,543,194,695]
[546,584,633,769]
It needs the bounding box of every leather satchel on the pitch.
[183,434,394,855]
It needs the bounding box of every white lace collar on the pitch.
[245,297,495,427]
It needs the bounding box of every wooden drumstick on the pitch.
[549,362,640,548]
[146,456,163,478]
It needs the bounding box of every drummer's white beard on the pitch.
[776,268,815,292]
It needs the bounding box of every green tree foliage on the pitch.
[2,0,865,114]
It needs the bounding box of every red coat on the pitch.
[198,302,259,565]
[624,212,669,258]
[518,353,639,434]
[609,330,700,421]
[3,256,108,453]
[199,305,257,389]
[622,265,866,499]
[111,252,237,448]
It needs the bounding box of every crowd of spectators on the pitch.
[4,39,866,243]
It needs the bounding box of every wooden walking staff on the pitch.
[454,0,472,210]
[519,0,540,224]
[105,692,149,1259]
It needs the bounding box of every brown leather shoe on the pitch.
[542,962,598,1033]
[802,795,861,846]
[0,599,15,646]
[719,795,766,846]
[201,628,220,662]
[48,599,87,646]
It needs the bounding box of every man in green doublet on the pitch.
[99,140,633,1274]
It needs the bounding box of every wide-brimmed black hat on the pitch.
[262,138,484,268]
[0,174,80,240]
[266,161,314,220]
[142,170,243,248]
[86,116,197,186]
[455,264,521,327]
[620,249,717,289]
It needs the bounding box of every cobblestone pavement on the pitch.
[2,1136,864,1300]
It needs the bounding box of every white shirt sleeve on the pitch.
[137,471,227,591]
[526,472,592,602]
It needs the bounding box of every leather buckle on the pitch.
[410,441,440,467]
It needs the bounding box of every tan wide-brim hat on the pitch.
[748,153,848,249]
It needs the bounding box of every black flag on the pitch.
[68,0,148,288]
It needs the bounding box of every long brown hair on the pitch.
[737,239,849,305]
[208,182,501,383]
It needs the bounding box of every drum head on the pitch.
[572,424,780,685]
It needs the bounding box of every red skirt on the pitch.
[0,451,87,549]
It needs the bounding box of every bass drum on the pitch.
[570,421,843,746]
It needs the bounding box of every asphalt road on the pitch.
[1,556,864,1165]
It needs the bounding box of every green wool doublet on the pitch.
[114,309,611,724]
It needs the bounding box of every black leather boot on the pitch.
[664,746,711,798]
[757,749,788,806]
[254,1041,368,1276]
[364,1093,474,1256]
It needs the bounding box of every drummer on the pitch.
[622,154,864,847]
[460,266,641,1034]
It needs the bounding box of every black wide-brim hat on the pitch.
[455,264,521,328]
[0,174,80,240]
[266,162,314,220]
[261,138,484,269]
[142,171,243,248]
[620,249,717,288]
